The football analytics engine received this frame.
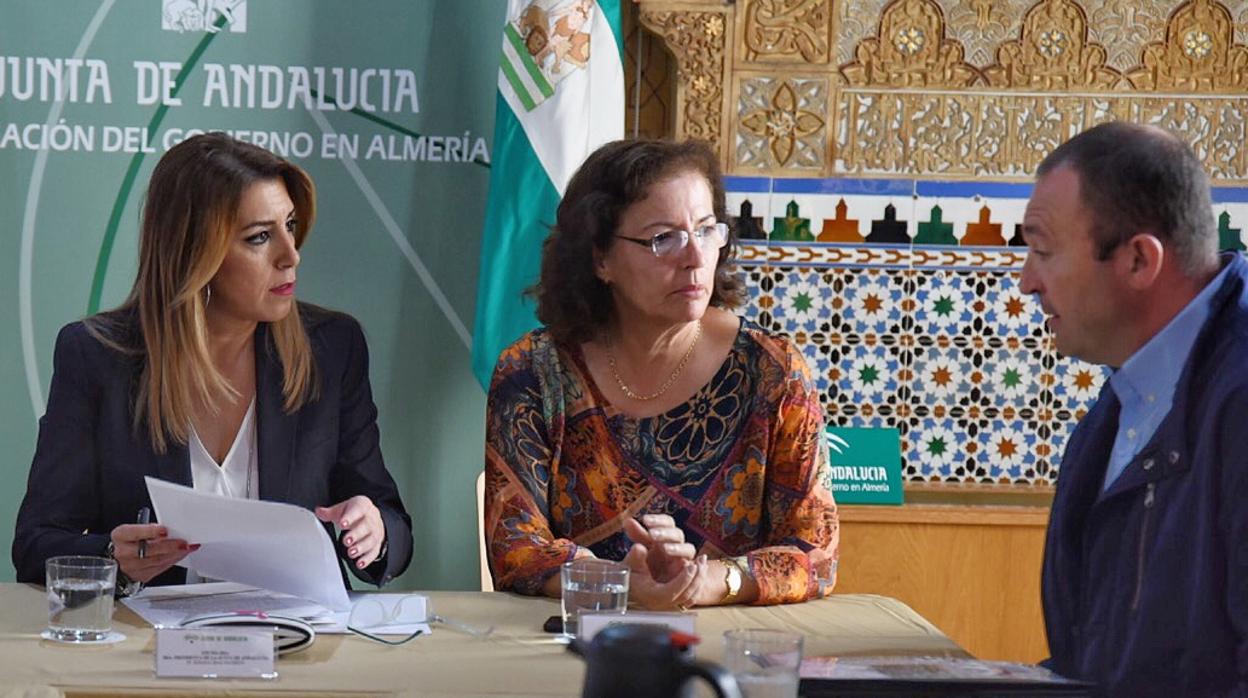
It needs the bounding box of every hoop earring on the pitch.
[204,285,212,307]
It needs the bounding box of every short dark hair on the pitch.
[1036,121,1217,275]
[532,139,745,345]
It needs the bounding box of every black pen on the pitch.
[136,507,151,560]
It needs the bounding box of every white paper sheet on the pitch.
[145,477,351,611]
[122,582,431,636]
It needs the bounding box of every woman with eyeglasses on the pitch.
[484,139,839,608]
[13,133,412,594]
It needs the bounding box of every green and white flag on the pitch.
[472,0,624,387]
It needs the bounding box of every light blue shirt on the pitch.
[1104,262,1232,490]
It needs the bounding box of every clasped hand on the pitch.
[623,515,724,610]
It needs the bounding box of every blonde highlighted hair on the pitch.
[88,132,317,453]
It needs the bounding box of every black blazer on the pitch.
[12,304,413,588]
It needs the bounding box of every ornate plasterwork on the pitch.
[985,0,1122,89]
[741,0,832,64]
[841,0,983,87]
[836,0,893,66]
[736,75,829,171]
[834,89,1248,180]
[1086,1,1172,72]
[1135,96,1248,180]
[639,9,729,150]
[1126,0,1248,91]
[838,0,1183,74]
[640,0,1248,179]
[944,0,1029,66]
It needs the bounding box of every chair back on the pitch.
[477,471,494,591]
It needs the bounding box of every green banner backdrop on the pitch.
[0,1,503,590]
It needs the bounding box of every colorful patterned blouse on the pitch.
[483,321,839,605]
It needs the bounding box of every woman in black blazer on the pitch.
[12,133,412,592]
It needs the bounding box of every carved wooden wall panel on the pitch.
[639,4,734,162]
[735,73,830,171]
[738,0,834,65]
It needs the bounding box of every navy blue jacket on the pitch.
[1043,254,1248,697]
[12,304,412,589]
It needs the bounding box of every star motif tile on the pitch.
[721,180,1144,487]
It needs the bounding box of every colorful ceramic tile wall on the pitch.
[730,177,1248,486]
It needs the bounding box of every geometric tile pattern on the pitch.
[637,0,1248,488]
[730,176,1246,486]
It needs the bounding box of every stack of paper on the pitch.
[123,583,431,636]
[146,477,350,611]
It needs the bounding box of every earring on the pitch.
[204,285,212,307]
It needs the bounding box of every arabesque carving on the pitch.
[1126,0,1248,91]
[742,0,831,64]
[1087,1,1171,72]
[840,0,982,87]
[944,0,1022,66]
[639,9,729,151]
[835,89,1248,181]
[985,0,1123,89]
[737,76,828,171]
[835,0,892,66]
[637,0,1248,181]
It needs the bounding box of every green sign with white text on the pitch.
[824,427,903,505]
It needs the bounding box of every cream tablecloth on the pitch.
[0,584,963,697]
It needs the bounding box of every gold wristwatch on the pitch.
[722,556,748,603]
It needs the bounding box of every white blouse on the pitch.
[185,397,259,583]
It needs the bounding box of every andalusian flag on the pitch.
[471,0,624,387]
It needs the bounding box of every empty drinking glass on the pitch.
[723,629,804,698]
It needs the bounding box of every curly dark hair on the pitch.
[531,139,746,345]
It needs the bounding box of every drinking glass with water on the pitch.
[560,558,629,637]
[46,555,117,642]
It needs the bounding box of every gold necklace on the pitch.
[607,322,703,401]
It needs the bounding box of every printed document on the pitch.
[123,582,431,636]
[145,477,351,610]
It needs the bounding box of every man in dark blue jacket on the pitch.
[1021,121,1248,696]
